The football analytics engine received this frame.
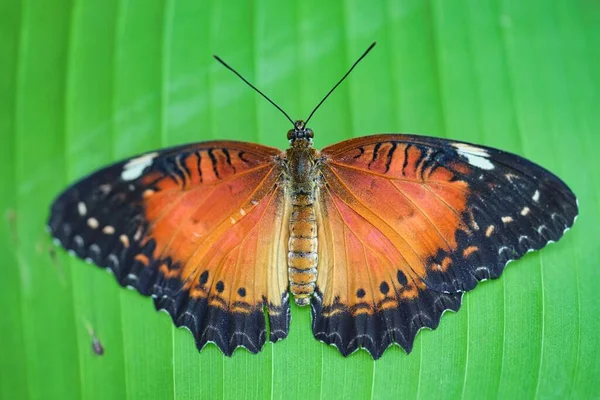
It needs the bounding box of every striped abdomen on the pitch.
[288,193,318,306]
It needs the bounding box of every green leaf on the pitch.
[2,1,599,399]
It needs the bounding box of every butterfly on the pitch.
[48,43,578,359]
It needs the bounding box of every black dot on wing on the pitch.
[216,281,225,293]
[237,287,246,297]
[199,270,209,285]
[356,288,366,298]
[397,270,408,286]
[380,281,390,295]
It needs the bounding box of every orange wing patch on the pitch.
[324,140,472,282]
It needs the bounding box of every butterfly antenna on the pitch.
[213,55,295,126]
[304,41,376,125]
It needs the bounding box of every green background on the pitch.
[1,1,599,399]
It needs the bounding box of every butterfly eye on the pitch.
[287,129,295,140]
[306,129,314,139]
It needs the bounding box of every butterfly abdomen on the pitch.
[285,142,319,307]
[288,192,318,306]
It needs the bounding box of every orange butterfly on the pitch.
[48,43,578,359]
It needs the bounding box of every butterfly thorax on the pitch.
[285,129,319,306]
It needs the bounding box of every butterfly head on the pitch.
[288,120,314,144]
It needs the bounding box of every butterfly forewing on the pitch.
[48,141,291,355]
[313,134,578,358]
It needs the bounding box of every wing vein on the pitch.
[387,180,454,254]
[323,166,428,274]
[323,184,413,301]
[172,166,281,282]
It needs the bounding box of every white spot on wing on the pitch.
[89,244,101,254]
[505,173,517,183]
[498,246,510,255]
[99,184,112,194]
[126,273,138,282]
[119,234,130,248]
[519,235,529,244]
[87,218,99,229]
[108,254,119,267]
[521,207,531,216]
[453,143,495,170]
[502,216,514,224]
[74,235,84,247]
[532,190,540,202]
[78,202,87,216]
[121,152,159,181]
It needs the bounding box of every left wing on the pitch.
[48,141,291,355]
[313,134,578,358]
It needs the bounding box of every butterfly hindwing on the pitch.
[313,134,578,358]
[48,141,291,355]
[312,181,463,358]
